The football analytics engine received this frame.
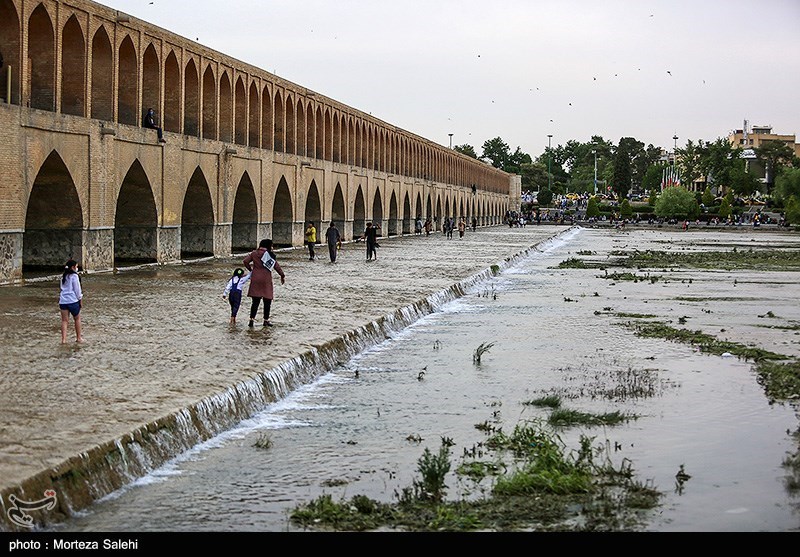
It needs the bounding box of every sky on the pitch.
[100,0,800,159]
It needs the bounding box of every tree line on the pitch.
[454,135,800,223]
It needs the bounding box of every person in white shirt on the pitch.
[222,267,251,325]
[59,259,84,344]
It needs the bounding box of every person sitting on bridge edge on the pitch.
[143,108,166,143]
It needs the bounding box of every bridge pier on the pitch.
[0,231,23,283]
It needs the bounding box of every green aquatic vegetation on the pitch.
[627,321,787,362]
[754,359,800,402]
[290,420,661,531]
[755,323,800,331]
[558,258,588,268]
[523,395,563,408]
[615,313,658,319]
[622,249,800,271]
[547,409,635,428]
[599,271,661,283]
[253,433,273,449]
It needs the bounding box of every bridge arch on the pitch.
[142,44,159,125]
[181,167,215,258]
[219,71,232,143]
[247,81,259,147]
[60,14,85,117]
[232,172,258,252]
[24,150,83,273]
[402,192,412,234]
[304,180,322,237]
[272,176,293,247]
[372,188,383,235]
[353,185,366,237]
[183,58,199,136]
[164,51,180,133]
[331,183,345,233]
[92,25,114,122]
[305,103,314,158]
[261,85,273,151]
[234,76,246,146]
[117,35,138,126]
[0,0,21,104]
[285,95,296,155]
[114,160,158,265]
[28,3,55,112]
[202,65,216,140]
[388,191,398,236]
[273,91,284,152]
[435,196,441,230]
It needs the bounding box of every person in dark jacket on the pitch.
[143,108,165,143]
[325,221,342,263]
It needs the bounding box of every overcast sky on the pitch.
[101,0,800,159]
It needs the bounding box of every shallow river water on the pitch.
[44,227,800,532]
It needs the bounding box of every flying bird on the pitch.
[418,371,426,381]
[667,70,672,76]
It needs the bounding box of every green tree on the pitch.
[481,137,511,169]
[537,189,554,206]
[774,167,800,203]
[648,190,659,207]
[454,144,478,159]
[520,162,548,190]
[785,196,800,225]
[698,138,740,191]
[619,198,633,219]
[655,186,700,219]
[610,138,633,199]
[701,186,714,206]
[586,196,600,218]
[642,164,664,195]
[675,140,703,188]
[718,197,732,220]
[756,140,796,191]
[729,159,760,197]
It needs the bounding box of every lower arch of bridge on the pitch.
[372,189,383,236]
[426,195,432,220]
[115,160,158,265]
[331,184,345,234]
[181,168,215,258]
[388,192,398,237]
[353,186,366,236]
[435,197,442,229]
[24,151,83,273]
[272,177,293,248]
[402,193,411,234]
[232,173,258,253]
[304,181,322,241]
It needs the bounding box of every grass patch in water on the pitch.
[290,421,661,532]
[557,258,589,269]
[547,409,635,427]
[622,249,800,271]
[615,312,658,319]
[599,272,661,283]
[523,395,562,408]
[626,321,787,362]
[754,359,800,402]
[755,324,800,331]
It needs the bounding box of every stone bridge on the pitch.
[0,0,519,284]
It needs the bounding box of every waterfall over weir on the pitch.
[0,228,578,531]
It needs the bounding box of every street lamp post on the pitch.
[672,134,679,188]
[448,133,453,149]
[592,149,597,196]
[547,134,553,192]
